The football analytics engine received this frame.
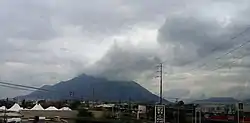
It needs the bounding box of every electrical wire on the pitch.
[0,81,82,100]
[0,84,35,91]
[188,39,250,73]
[160,27,250,77]
[161,27,250,65]
[0,81,51,92]
[209,52,248,72]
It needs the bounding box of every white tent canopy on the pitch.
[0,106,6,111]
[31,104,44,110]
[8,103,22,112]
[45,106,58,111]
[60,107,72,111]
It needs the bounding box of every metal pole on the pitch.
[155,106,157,123]
[177,107,179,123]
[195,109,197,123]
[92,88,95,103]
[156,63,163,105]
[199,110,201,123]
[160,63,163,104]
[238,109,240,123]
[137,111,140,119]
[4,98,8,123]
[4,106,6,123]
[192,109,194,123]
[112,106,114,116]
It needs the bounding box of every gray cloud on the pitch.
[0,0,56,41]
[49,0,175,37]
[164,89,190,99]
[1,0,250,99]
[158,14,250,67]
[90,43,161,81]
[0,0,169,98]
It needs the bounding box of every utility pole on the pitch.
[4,98,8,123]
[155,63,166,123]
[92,88,95,103]
[69,91,74,98]
[156,63,163,104]
[128,97,131,112]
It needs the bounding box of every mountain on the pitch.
[243,98,250,103]
[192,97,239,104]
[18,74,167,103]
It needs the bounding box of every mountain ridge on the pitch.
[18,74,168,103]
[192,97,239,104]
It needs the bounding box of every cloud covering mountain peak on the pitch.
[1,0,250,99]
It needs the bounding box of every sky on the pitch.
[1,0,250,100]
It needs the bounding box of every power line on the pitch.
[208,51,248,72]
[168,52,249,81]
[188,39,250,73]
[0,81,51,92]
[0,81,84,100]
[161,27,250,65]
[230,27,250,40]
[0,84,35,91]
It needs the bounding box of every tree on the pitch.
[77,109,92,117]
[21,99,26,108]
[177,100,184,106]
[70,100,81,110]
[38,100,46,104]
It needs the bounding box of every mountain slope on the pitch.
[193,97,239,104]
[19,74,166,103]
[243,98,250,102]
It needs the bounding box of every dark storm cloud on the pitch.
[148,0,250,99]
[77,0,250,99]
[91,43,161,80]
[157,14,250,67]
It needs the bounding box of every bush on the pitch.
[70,100,81,110]
[77,109,92,117]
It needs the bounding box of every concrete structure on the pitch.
[199,104,226,113]
[20,110,78,119]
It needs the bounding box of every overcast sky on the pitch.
[1,0,250,100]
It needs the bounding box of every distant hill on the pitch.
[18,74,168,103]
[193,97,239,104]
[243,98,250,103]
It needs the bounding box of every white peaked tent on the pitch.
[45,106,58,111]
[0,106,6,111]
[8,103,22,112]
[31,104,44,110]
[60,107,72,111]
